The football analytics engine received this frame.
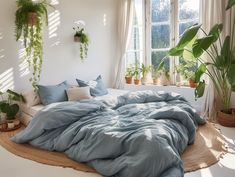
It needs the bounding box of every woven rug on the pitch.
[0,122,227,174]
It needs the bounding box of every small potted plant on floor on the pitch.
[0,90,25,129]
[125,65,134,84]
[140,64,152,85]
[133,65,141,85]
[73,26,89,61]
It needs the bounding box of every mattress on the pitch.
[19,88,128,125]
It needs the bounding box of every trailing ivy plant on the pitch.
[15,0,52,90]
[73,26,89,61]
[168,0,235,112]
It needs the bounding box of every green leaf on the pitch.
[195,80,206,99]
[176,24,201,50]
[208,24,223,42]
[226,0,235,10]
[156,60,164,72]
[232,85,235,92]
[192,35,215,58]
[221,36,231,66]
[6,104,19,120]
[227,63,235,85]
[195,64,207,83]
[169,47,184,56]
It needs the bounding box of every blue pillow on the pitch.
[38,81,69,105]
[76,75,108,97]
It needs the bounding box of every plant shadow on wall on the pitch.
[15,0,54,90]
[168,0,235,126]
[73,26,89,62]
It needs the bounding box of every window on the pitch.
[126,0,200,84]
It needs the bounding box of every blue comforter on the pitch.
[12,91,205,177]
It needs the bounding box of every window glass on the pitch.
[152,0,170,23]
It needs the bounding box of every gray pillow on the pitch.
[76,75,108,97]
[38,81,69,105]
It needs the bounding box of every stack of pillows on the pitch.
[35,75,108,106]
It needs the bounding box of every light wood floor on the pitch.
[0,124,234,177]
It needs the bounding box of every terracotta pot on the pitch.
[189,79,197,88]
[125,77,133,84]
[218,109,235,127]
[27,12,38,26]
[134,79,140,85]
[74,36,81,42]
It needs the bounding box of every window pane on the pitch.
[126,51,143,66]
[179,0,199,21]
[151,0,170,23]
[179,21,197,36]
[151,51,170,70]
[152,25,170,49]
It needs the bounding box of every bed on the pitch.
[14,89,205,177]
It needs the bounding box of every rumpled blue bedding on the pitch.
[12,90,205,177]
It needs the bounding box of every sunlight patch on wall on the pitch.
[18,48,30,77]
[0,68,14,92]
[0,49,5,60]
[103,14,107,26]
[48,10,61,39]
[50,0,59,5]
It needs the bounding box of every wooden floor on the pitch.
[0,124,234,177]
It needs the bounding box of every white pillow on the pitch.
[66,87,92,101]
[22,90,41,107]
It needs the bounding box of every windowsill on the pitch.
[124,83,196,90]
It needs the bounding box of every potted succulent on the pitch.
[133,65,141,85]
[168,0,235,126]
[15,0,53,91]
[125,65,134,84]
[140,64,152,85]
[0,90,25,129]
[73,26,89,61]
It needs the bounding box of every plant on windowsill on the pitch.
[125,65,134,84]
[156,61,170,86]
[73,26,89,61]
[140,64,152,85]
[0,90,25,129]
[133,65,141,85]
[15,0,53,91]
[168,0,235,127]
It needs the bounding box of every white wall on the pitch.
[0,0,118,91]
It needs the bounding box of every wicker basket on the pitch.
[218,109,235,127]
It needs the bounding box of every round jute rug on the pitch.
[0,122,227,174]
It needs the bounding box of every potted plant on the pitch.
[125,65,134,84]
[0,90,25,129]
[152,67,160,85]
[156,61,170,86]
[168,0,235,127]
[15,0,53,91]
[133,65,141,85]
[73,26,89,61]
[140,64,152,85]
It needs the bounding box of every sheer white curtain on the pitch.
[113,0,134,89]
[200,0,235,121]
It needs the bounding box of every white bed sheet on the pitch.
[19,88,128,125]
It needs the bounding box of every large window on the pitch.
[127,0,200,84]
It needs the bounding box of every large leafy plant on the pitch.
[15,0,52,90]
[0,90,25,120]
[169,0,235,111]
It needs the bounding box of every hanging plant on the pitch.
[73,26,89,61]
[15,0,53,90]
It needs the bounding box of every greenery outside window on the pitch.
[126,0,200,85]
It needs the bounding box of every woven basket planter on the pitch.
[218,109,235,127]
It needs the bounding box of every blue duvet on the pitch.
[12,91,205,177]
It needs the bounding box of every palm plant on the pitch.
[169,0,235,112]
[15,0,53,91]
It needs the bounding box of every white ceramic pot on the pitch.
[7,121,15,129]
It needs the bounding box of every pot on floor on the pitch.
[217,109,235,127]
